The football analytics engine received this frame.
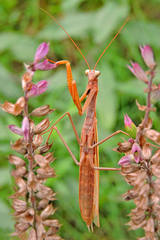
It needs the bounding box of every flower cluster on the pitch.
[0,43,63,239]
[117,45,160,239]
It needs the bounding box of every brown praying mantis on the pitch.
[40,8,129,232]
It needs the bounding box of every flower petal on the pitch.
[34,42,49,63]
[34,59,57,71]
[127,62,148,83]
[131,143,141,163]
[8,125,23,136]
[118,154,134,166]
[140,45,156,69]
[26,84,38,98]
[22,116,30,141]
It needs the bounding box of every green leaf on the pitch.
[0,32,38,62]
[0,32,19,52]
[10,34,38,62]
[0,167,12,187]
[0,64,20,99]
[93,2,129,44]
[116,78,145,98]
[97,62,117,133]
[37,12,93,41]
[122,21,160,48]
[61,0,82,11]
[0,199,14,231]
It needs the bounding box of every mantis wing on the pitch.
[92,121,100,227]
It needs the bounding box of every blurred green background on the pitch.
[0,0,160,239]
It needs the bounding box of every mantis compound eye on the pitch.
[85,70,89,76]
[94,70,101,77]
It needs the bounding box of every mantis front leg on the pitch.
[56,60,89,115]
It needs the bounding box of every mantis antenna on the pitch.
[39,7,129,70]
[93,17,130,70]
[39,7,90,70]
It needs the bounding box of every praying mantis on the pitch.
[40,8,129,231]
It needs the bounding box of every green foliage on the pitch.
[0,0,160,239]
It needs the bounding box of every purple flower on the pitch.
[24,42,57,72]
[22,116,29,141]
[139,45,156,69]
[131,143,141,163]
[34,42,49,63]
[26,80,49,98]
[127,62,148,83]
[34,59,57,71]
[118,154,134,166]
[124,114,137,138]
[8,116,30,141]
[33,42,57,71]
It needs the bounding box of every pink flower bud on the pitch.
[22,116,30,141]
[127,62,148,83]
[34,42,49,63]
[131,143,141,163]
[124,114,132,128]
[8,116,30,141]
[139,45,156,69]
[124,114,137,139]
[118,154,134,166]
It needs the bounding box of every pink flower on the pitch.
[127,62,148,83]
[8,116,30,141]
[34,59,57,71]
[118,143,141,166]
[34,42,49,63]
[131,143,141,163]
[139,45,156,69]
[118,154,134,166]
[26,80,49,98]
[22,116,29,141]
[24,42,57,72]
[124,114,137,138]
[33,42,57,71]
